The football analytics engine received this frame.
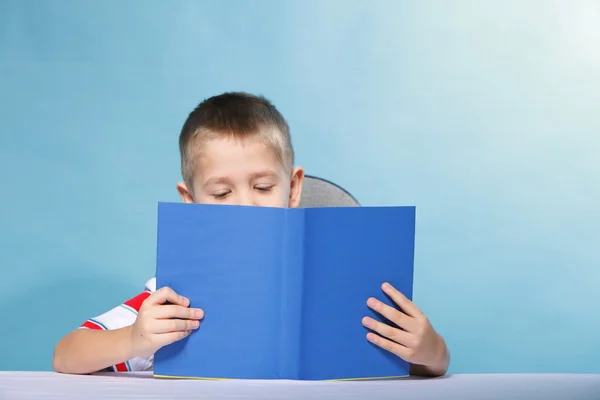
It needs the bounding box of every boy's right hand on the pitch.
[129,287,204,358]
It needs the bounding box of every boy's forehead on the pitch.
[193,136,285,181]
[198,135,277,160]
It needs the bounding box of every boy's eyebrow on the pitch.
[203,170,280,186]
[248,170,280,180]
[203,176,230,186]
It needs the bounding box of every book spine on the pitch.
[278,208,305,379]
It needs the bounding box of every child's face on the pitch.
[177,136,304,208]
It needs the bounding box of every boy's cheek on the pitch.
[260,189,290,208]
[261,195,289,208]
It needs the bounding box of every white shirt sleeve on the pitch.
[79,277,157,372]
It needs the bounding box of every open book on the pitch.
[153,202,416,380]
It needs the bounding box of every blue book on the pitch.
[153,202,416,380]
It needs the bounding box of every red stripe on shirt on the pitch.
[123,291,151,312]
[114,362,128,372]
[81,320,105,330]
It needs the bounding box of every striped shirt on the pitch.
[79,277,157,372]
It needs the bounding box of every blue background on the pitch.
[1,0,599,373]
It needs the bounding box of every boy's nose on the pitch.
[236,191,257,207]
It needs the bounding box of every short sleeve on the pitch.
[78,277,157,372]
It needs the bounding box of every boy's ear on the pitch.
[176,182,195,204]
[288,166,305,208]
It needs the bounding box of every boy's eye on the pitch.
[255,185,274,193]
[213,191,230,199]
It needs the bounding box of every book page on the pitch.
[154,203,288,379]
[300,206,416,380]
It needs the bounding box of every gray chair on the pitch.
[299,175,359,208]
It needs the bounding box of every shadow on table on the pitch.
[89,373,453,382]
[359,375,452,381]
[94,372,155,379]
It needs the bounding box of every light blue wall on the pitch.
[1,0,599,373]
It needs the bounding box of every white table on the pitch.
[1,371,599,400]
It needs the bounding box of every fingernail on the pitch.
[192,321,200,329]
[366,333,376,342]
[195,309,204,319]
[382,282,391,291]
[367,298,377,307]
[362,317,372,328]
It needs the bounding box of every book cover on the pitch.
[153,202,416,380]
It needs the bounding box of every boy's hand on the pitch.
[362,282,449,376]
[129,287,204,358]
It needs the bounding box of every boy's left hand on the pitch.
[362,282,449,376]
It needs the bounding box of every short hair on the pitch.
[179,92,294,190]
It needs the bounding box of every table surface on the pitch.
[1,371,599,400]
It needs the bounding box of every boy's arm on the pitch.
[52,325,137,374]
[53,288,153,374]
[53,286,204,374]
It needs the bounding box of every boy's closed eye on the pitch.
[213,190,230,199]
[255,184,275,193]
[211,185,275,200]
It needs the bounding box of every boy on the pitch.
[52,92,450,377]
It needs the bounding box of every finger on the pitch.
[366,332,414,361]
[148,287,190,307]
[367,297,416,332]
[156,330,193,348]
[153,304,204,320]
[152,318,200,334]
[381,282,423,319]
[362,317,413,347]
